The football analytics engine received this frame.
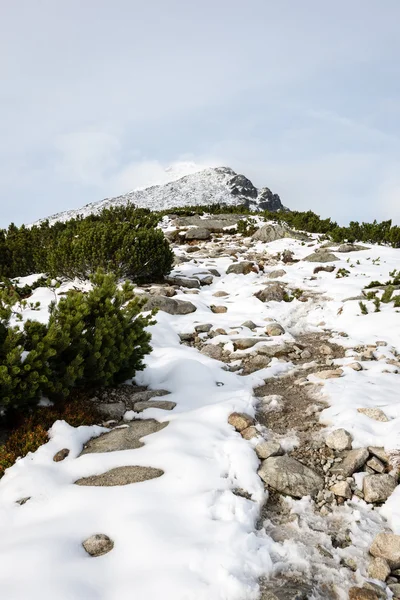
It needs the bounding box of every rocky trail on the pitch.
[1,215,400,600]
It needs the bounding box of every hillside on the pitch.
[33,166,288,226]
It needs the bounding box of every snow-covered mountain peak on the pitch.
[33,166,288,226]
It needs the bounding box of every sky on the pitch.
[1,0,400,227]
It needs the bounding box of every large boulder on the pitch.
[331,448,369,477]
[165,275,200,289]
[303,251,339,263]
[226,261,255,275]
[255,283,287,303]
[141,294,197,315]
[252,223,306,243]
[258,455,324,498]
[80,420,168,455]
[184,227,211,240]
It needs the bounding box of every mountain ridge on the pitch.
[33,166,289,226]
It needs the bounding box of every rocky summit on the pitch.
[32,165,289,226]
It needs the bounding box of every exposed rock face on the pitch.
[256,187,287,212]
[80,420,168,455]
[75,466,164,486]
[82,534,114,557]
[226,261,255,275]
[141,294,197,315]
[258,455,324,498]
[363,474,397,503]
[325,429,352,452]
[370,533,400,568]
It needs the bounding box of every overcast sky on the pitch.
[1,0,400,227]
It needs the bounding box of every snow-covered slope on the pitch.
[33,166,288,226]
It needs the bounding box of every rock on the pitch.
[313,265,336,274]
[75,466,164,486]
[210,305,228,313]
[362,583,387,600]
[97,401,126,420]
[80,420,168,455]
[303,251,339,263]
[388,583,400,598]
[53,448,70,462]
[267,269,287,279]
[357,407,389,422]
[255,441,283,459]
[370,533,400,568]
[366,456,386,473]
[242,355,271,374]
[348,587,381,600]
[241,320,257,330]
[241,426,258,440]
[165,275,201,289]
[315,368,344,379]
[226,261,255,275]
[331,448,369,477]
[259,581,311,599]
[185,245,200,253]
[367,557,391,581]
[200,344,224,360]
[330,481,352,499]
[337,244,368,252]
[184,227,211,240]
[348,362,363,371]
[319,344,333,355]
[258,455,324,498]
[265,323,285,336]
[16,497,31,506]
[233,338,265,350]
[142,294,197,315]
[195,323,213,333]
[251,223,305,243]
[213,290,229,297]
[368,447,389,464]
[228,412,255,432]
[255,283,287,303]
[326,429,353,452]
[363,474,397,503]
[197,274,213,286]
[126,389,171,407]
[132,400,176,412]
[82,534,114,557]
[208,269,221,277]
[149,285,176,297]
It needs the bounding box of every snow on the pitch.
[2,222,400,598]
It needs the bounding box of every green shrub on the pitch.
[381,286,395,304]
[359,301,368,315]
[0,270,153,418]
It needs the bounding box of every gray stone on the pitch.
[212,290,229,297]
[165,275,200,289]
[366,456,386,473]
[242,354,271,374]
[132,400,176,412]
[210,305,227,313]
[195,323,213,333]
[82,534,114,557]
[315,368,343,379]
[75,465,164,486]
[149,285,176,297]
[266,269,286,279]
[330,481,352,499]
[357,407,389,422]
[200,344,224,360]
[255,441,283,459]
[337,244,368,252]
[255,283,287,303]
[388,583,400,598]
[265,323,285,336]
[97,402,126,420]
[370,533,400,568]
[260,582,310,600]
[348,587,381,600]
[368,447,389,464]
[241,426,258,440]
[241,320,257,330]
[80,420,168,455]
[226,261,255,275]
[313,265,335,274]
[331,448,369,476]
[325,429,353,452]
[184,227,211,240]
[251,223,306,243]
[141,294,197,315]
[258,455,324,498]
[363,474,397,503]
[303,251,339,263]
[233,338,266,350]
[362,583,387,600]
